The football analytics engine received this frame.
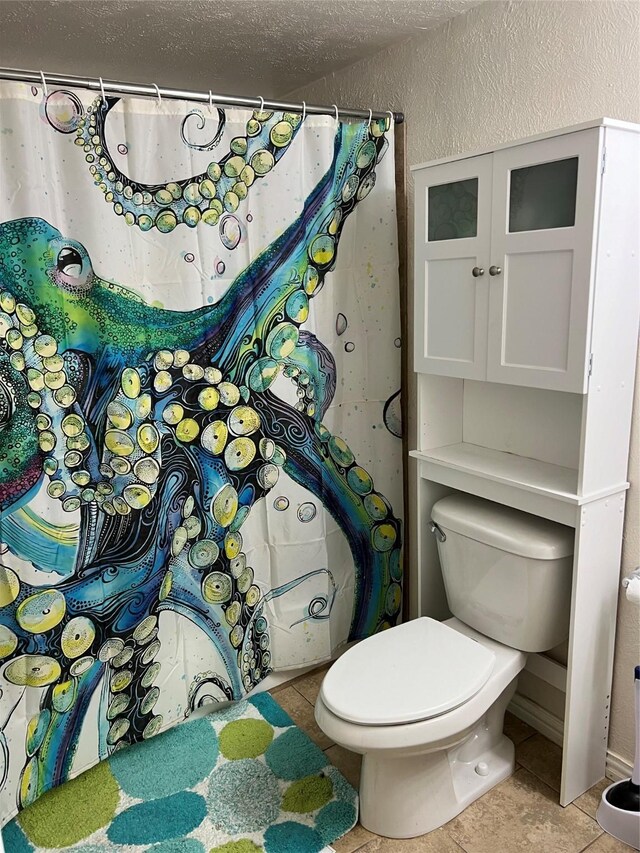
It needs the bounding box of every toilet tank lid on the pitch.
[431,494,574,560]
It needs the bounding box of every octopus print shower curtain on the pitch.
[0,82,402,824]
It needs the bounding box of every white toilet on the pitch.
[315,493,574,838]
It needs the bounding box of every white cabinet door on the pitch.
[486,129,603,392]
[414,155,493,379]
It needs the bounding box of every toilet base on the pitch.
[360,734,514,839]
[358,683,517,838]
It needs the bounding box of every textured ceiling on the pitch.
[0,0,481,99]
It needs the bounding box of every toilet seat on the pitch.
[321,617,496,726]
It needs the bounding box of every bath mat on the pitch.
[2,692,357,853]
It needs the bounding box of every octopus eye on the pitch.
[56,247,83,278]
[49,239,94,294]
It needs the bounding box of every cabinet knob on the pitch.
[489,265,502,276]
[472,266,484,277]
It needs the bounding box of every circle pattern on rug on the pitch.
[315,800,358,846]
[206,758,280,834]
[205,699,250,724]
[263,821,324,853]
[107,791,207,845]
[110,716,218,799]
[265,726,327,780]
[281,774,333,813]
[1,821,32,853]
[18,759,119,848]
[219,718,274,760]
[249,692,293,728]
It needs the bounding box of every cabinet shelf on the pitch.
[410,443,628,511]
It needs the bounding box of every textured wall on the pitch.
[287,0,640,766]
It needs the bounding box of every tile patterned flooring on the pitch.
[270,665,635,853]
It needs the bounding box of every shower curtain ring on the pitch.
[301,101,306,122]
[258,95,264,113]
[386,109,395,128]
[39,70,48,98]
[99,77,107,108]
[333,104,339,122]
[153,83,162,104]
[209,89,214,111]
[367,108,373,124]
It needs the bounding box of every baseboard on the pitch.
[605,750,634,783]
[508,694,564,747]
[252,661,320,693]
[508,694,634,784]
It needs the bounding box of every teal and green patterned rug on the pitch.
[2,693,357,853]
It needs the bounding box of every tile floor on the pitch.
[270,665,635,853]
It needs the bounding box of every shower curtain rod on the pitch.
[0,67,405,124]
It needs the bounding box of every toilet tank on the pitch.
[431,494,574,653]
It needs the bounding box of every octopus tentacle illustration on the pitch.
[78,96,302,232]
[0,97,401,811]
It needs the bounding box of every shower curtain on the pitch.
[0,82,403,825]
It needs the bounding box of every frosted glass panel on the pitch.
[428,178,478,241]
[509,157,578,232]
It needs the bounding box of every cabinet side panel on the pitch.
[413,170,428,374]
[415,473,455,620]
[417,373,463,451]
[579,128,640,495]
[562,493,626,805]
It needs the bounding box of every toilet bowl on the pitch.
[316,617,526,838]
[314,494,574,838]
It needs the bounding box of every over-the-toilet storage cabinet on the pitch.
[411,119,639,806]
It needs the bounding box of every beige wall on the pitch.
[287,0,640,766]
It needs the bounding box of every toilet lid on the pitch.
[320,618,495,726]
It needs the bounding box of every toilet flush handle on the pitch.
[429,521,446,543]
